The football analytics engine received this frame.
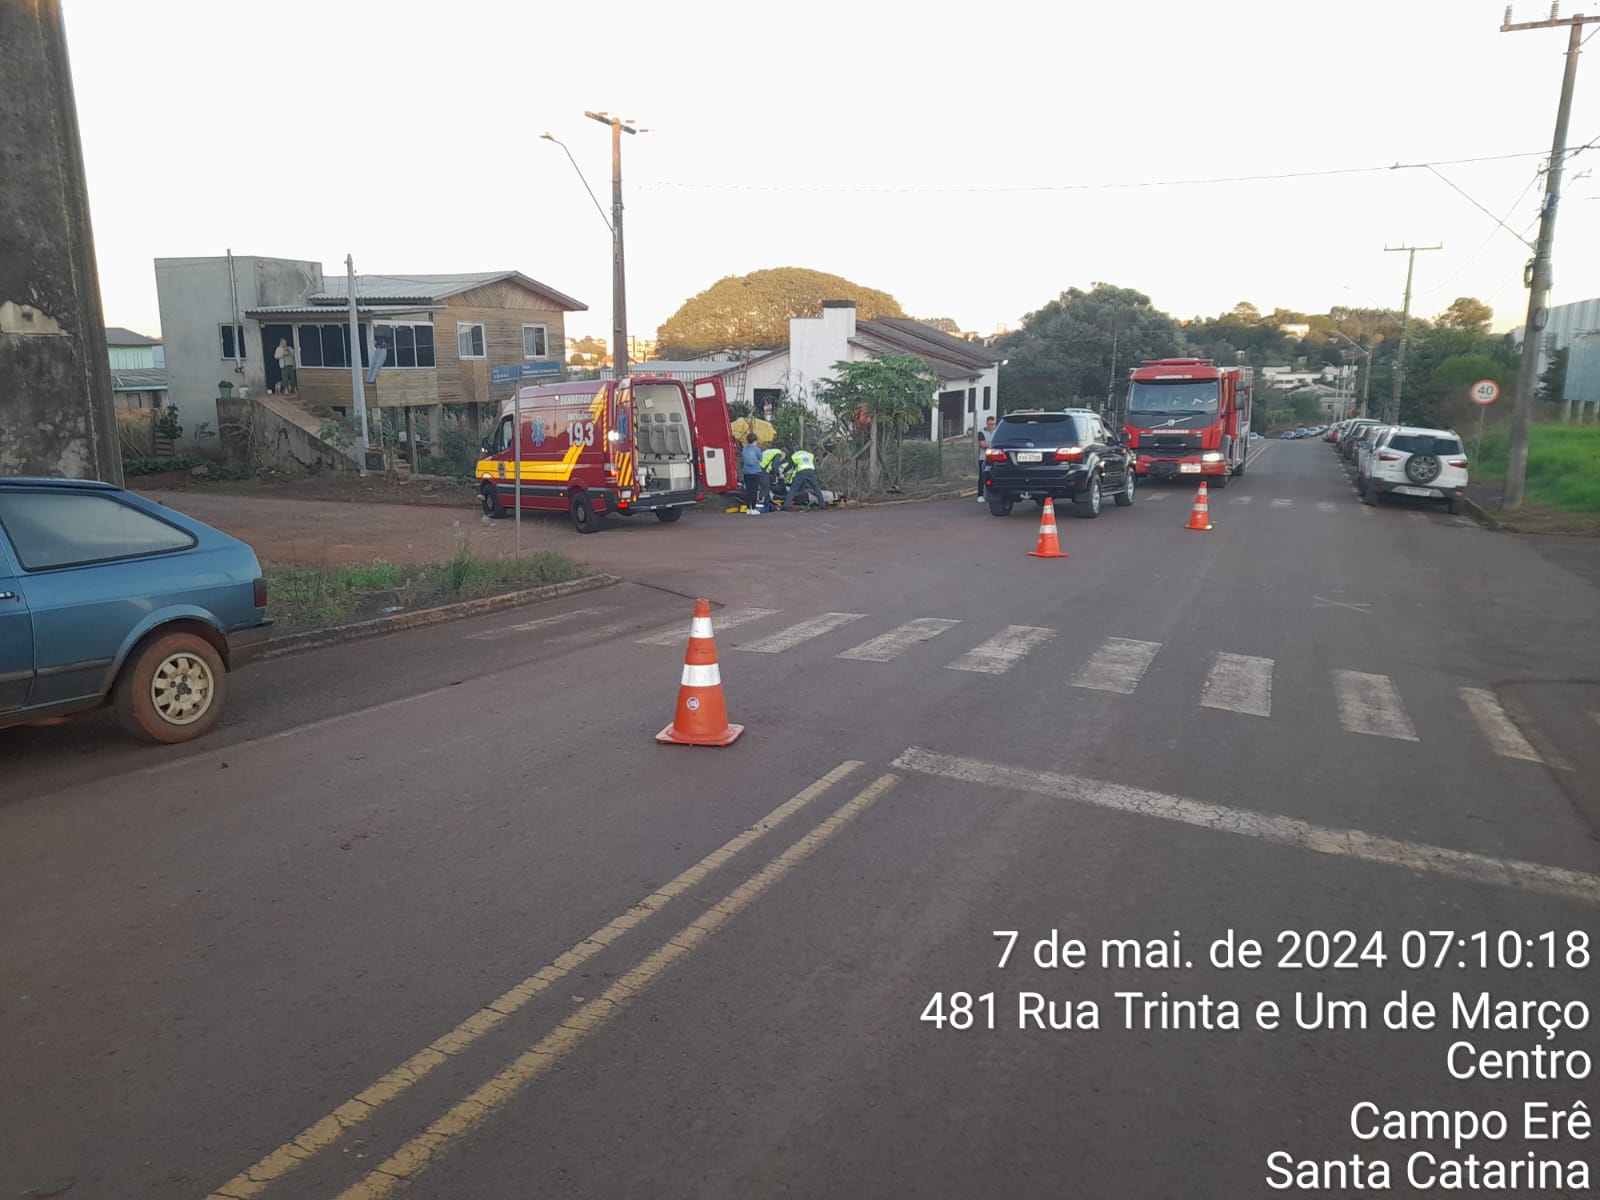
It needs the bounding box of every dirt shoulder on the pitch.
[1465,481,1600,536]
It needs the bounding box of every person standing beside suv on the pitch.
[976,415,997,503]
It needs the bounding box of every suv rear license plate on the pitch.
[1180,463,1201,473]
[1015,451,1043,462]
[1393,485,1435,497]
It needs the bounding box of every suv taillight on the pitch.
[253,577,268,608]
[1053,447,1084,462]
[1447,459,1468,468]
[984,448,1007,462]
[1377,452,1400,461]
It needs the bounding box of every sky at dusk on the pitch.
[63,0,1600,343]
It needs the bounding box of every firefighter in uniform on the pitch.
[781,447,826,509]
[759,446,788,505]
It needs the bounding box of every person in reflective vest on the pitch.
[782,448,826,509]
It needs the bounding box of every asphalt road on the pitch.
[4,439,1598,1199]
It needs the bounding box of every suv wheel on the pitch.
[1114,470,1135,507]
[1405,454,1442,485]
[987,493,1014,517]
[1075,475,1102,518]
[1362,484,1378,507]
[1447,496,1464,516]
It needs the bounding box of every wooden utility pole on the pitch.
[1383,244,1441,423]
[585,112,643,381]
[1499,5,1599,509]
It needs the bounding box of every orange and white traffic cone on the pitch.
[656,598,744,747]
[1184,481,1213,531]
[1027,497,1067,558]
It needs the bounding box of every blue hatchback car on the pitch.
[0,478,271,743]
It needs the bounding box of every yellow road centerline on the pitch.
[204,760,865,1200]
[333,772,898,1200]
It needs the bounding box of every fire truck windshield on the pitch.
[1128,380,1220,418]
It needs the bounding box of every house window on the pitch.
[983,385,992,412]
[297,324,351,369]
[220,324,247,359]
[522,324,548,358]
[967,387,977,413]
[458,322,486,359]
[374,322,436,368]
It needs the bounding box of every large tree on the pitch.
[1436,296,1494,334]
[995,283,1180,412]
[655,268,905,356]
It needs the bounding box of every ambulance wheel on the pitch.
[569,492,602,534]
[654,507,683,523]
[480,485,506,519]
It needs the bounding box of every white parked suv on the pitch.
[1358,425,1469,513]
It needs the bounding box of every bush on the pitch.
[123,455,204,475]
[435,426,483,479]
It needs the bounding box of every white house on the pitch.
[708,301,1002,439]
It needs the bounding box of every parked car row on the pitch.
[1279,424,1329,440]
[1324,418,1470,514]
[1,477,271,745]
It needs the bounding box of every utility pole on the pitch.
[1383,243,1441,423]
[585,112,642,381]
[346,254,369,471]
[1499,4,1598,509]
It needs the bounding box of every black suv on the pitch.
[983,409,1135,518]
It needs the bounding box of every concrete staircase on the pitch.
[255,393,362,470]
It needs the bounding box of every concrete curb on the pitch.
[1461,496,1503,531]
[260,573,622,661]
[856,488,973,508]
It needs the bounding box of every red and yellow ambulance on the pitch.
[475,375,740,533]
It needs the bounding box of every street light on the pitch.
[1326,329,1374,419]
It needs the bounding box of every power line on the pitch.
[1417,169,1543,296]
[637,149,1554,195]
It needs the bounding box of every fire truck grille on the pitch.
[1140,433,1203,453]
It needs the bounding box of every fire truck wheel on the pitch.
[480,485,507,519]
[654,507,683,523]
[1211,470,1229,489]
[569,492,602,534]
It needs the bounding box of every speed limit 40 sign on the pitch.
[1470,379,1500,406]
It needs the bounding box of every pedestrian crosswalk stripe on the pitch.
[736,612,865,654]
[946,625,1056,675]
[636,607,779,645]
[468,607,613,640]
[1145,492,1170,501]
[1407,510,1429,522]
[1316,501,1337,512]
[1200,652,1274,717]
[1271,498,1293,507]
[1071,637,1161,694]
[1460,688,1544,762]
[1332,670,1419,741]
[838,617,961,662]
[1233,495,1253,504]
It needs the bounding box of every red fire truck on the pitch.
[475,375,739,532]
[1121,358,1252,487]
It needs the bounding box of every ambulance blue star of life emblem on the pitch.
[531,418,547,447]
[618,410,629,440]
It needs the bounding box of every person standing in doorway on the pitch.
[275,337,298,395]
[976,415,997,503]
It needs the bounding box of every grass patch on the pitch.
[265,549,586,632]
[1469,424,1600,512]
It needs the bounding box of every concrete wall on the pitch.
[0,0,121,481]
[789,301,858,415]
[155,255,321,444]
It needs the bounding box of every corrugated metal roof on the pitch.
[313,271,587,311]
[850,332,975,381]
[111,368,167,391]
[859,318,1001,370]
[244,304,440,318]
[105,326,160,346]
